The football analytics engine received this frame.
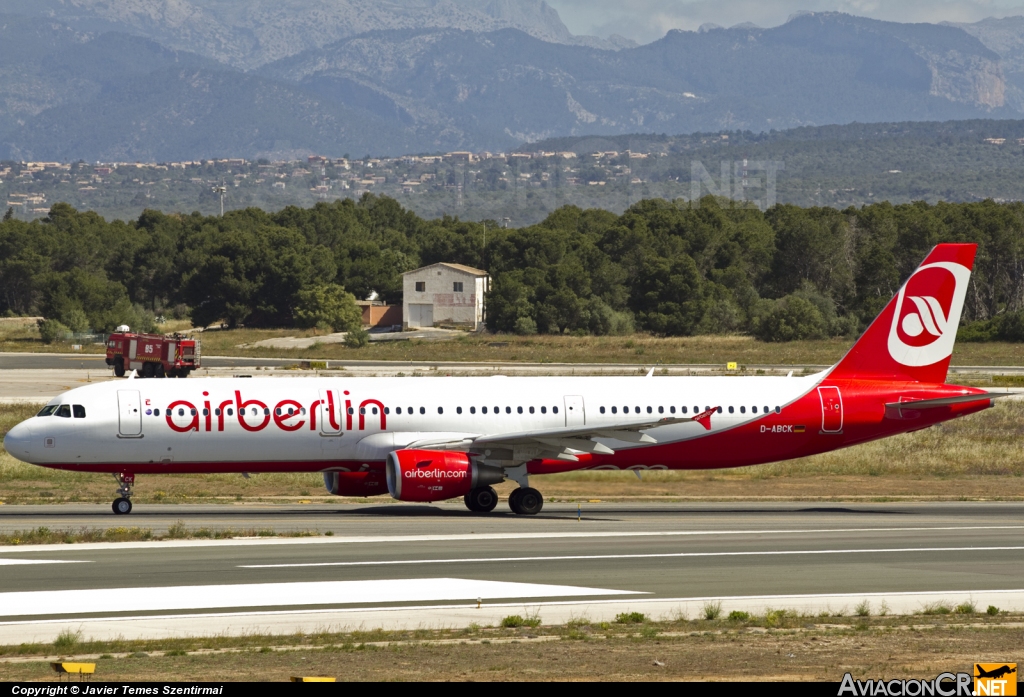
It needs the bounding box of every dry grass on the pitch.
[4,318,1024,365]
[1,614,1021,681]
[1,400,1023,504]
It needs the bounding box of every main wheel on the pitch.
[154,363,165,378]
[510,487,543,515]
[142,362,155,378]
[180,368,190,378]
[167,368,179,378]
[112,497,133,515]
[113,360,125,378]
[464,486,498,513]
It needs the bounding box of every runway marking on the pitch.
[241,545,1024,569]
[0,559,89,566]
[1,589,1022,630]
[1,525,1022,554]
[0,578,640,618]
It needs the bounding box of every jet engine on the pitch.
[323,471,387,496]
[385,449,504,502]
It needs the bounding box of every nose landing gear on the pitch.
[112,472,135,515]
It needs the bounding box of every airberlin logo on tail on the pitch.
[888,262,971,367]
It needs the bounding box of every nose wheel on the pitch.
[112,472,135,515]
[508,487,543,515]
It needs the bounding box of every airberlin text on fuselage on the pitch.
[163,390,385,434]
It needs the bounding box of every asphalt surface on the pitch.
[0,502,1022,642]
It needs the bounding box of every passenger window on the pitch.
[372,407,379,415]
[494,406,499,413]
[517,406,523,414]
[529,406,535,414]
[775,406,781,414]
[396,407,402,414]
[728,406,734,414]
[384,407,390,415]
[647,406,653,414]
[470,406,476,414]
[553,406,559,414]
[227,408,234,416]
[635,406,640,414]
[275,408,282,416]
[178,408,186,416]
[611,406,617,414]
[215,408,221,416]
[540,406,546,414]
[154,409,161,416]
[191,409,198,416]
[763,406,769,413]
[716,407,723,414]
[408,407,413,414]
[37,405,58,417]
[457,407,462,414]
[73,405,86,419]
[420,407,425,415]
[56,405,71,418]
[203,409,209,417]
[600,406,606,414]
[359,407,366,415]
[348,407,354,415]
[670,406,676,414]
[438,407,443,414]
[264,408,270,416]
[658,406,664,414]
[505,406,511,414]
[740,406,746,414]
[482,407,488,414]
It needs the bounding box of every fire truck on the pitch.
[105,326,201,378]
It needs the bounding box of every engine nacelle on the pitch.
[385,449,505,502]
[323,471,387,497]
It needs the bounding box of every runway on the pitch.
[0,502,1022,642]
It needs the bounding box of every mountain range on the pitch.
[4,3,1024,161]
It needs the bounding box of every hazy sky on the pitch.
[546,0,1024,43]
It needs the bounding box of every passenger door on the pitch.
[818,386,843,434]
[319,389,342,435]
[117,390,142,437]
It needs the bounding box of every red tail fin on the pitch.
[828,244,977,384]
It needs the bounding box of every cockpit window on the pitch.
[37,405,58,417]
[55,405,71,418]
[73,405,86,419]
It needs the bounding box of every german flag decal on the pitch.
[794,425,806,433]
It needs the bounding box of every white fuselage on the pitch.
[4,374,818,472]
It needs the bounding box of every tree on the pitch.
[293,284,362,332]
[3,207,12,222]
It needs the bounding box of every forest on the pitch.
[2,193,1023,343]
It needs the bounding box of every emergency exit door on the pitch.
[564,395,585,427]
[817,386,843,434]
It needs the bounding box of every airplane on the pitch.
[3,243,1010,516]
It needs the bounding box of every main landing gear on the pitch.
[462,486,544,514]
[464,486,499,513]
[112,472,135,515]
[508,487,543,516]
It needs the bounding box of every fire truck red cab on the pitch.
[105,326,201,378]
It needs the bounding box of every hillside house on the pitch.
[402,263,489,330]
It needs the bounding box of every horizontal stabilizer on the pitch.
[885,391,1016,410]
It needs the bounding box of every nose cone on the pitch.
[3,420,34,463]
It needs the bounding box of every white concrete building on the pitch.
[402,263,489,330]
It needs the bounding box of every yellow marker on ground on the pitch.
[727,362,738,370]
[291,677,336,682]
[51,662,95,680]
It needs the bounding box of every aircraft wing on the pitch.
[404,407,719,462]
